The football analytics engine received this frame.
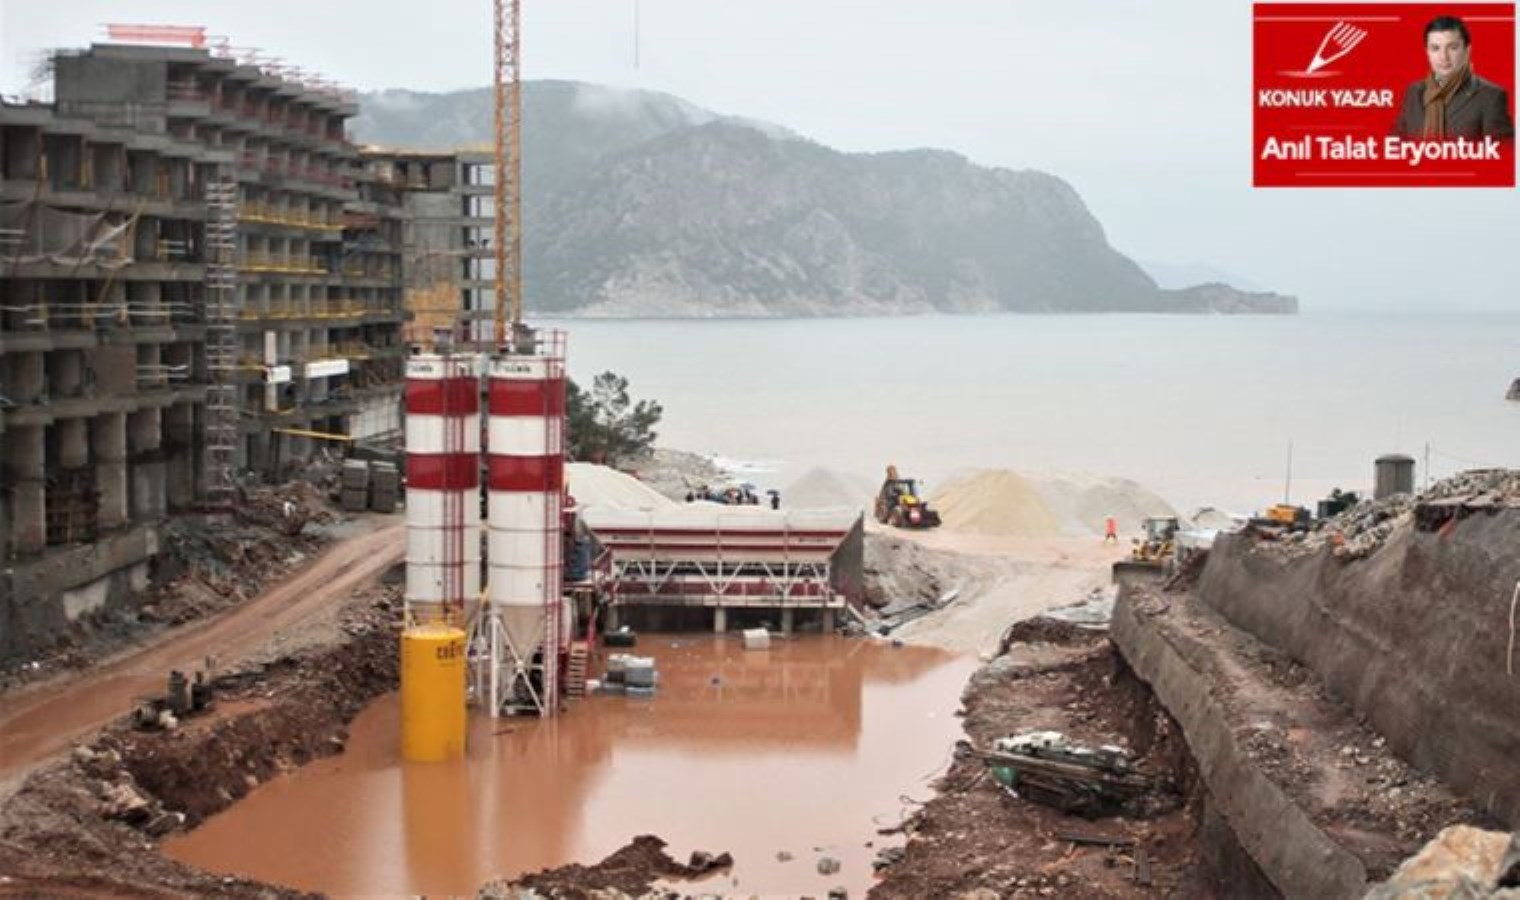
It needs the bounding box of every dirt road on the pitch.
[886,526,1125,654]
[0,518,404,788]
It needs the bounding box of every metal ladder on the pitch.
[203,178,240,509]
[564,640,590,698]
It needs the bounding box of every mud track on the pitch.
[0,520,403,789]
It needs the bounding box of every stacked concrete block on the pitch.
[370,461,400,513]
[341,460,371,513]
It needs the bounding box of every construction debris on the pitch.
[237,480,333,536]
[742,628,772,650]
[131,669,216,731]
[872,620,1197,898]
[601,654,658,696]
[973,731,1156,818]
[141,504,329,626]
[1257,469,1520,560]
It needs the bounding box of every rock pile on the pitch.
[1266,469,1520,561]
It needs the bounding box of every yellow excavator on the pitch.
[875,465,942,529]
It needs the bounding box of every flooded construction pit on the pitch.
[163,634,975,896]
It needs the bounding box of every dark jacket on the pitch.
[1392,73,1516,139]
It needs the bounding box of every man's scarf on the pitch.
[1423,64,1471,137]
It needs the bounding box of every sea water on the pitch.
[552,310,1520,513]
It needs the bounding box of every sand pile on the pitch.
[566,463,676,511]
[784,467,876,510]
[929,469,1176,538]
[1032,473,1177,537]
[1190,506,1244,531]
[930,470,1065,537]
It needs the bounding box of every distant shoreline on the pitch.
[536,306,1300,322]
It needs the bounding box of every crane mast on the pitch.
[492,0,523,344]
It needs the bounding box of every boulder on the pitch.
[1366,826,1518,898]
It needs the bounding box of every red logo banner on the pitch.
[1253,3,1516,186]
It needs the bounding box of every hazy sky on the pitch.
[3,0,1518,310]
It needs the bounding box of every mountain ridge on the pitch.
[354,81,1297,318]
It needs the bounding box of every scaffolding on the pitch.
[202,177,239,508]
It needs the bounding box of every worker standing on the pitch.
[1104,516,1118,544]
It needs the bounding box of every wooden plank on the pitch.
[1057,831,1136,847]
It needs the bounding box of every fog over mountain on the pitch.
[357,82,1294,317]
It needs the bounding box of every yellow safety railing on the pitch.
[237,204,344,233]
[237,254,330,276]
[339,262,400,280]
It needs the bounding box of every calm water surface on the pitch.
[165,636,974,896]
[552,311,1520,511]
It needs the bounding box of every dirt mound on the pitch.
[863,529,973,610]
[482,834,732,898]
[1033,473,1177,537]
[930,470,1064,537]
[113,600,398,825]
[784,467,875,510]
[999,615,1105,651]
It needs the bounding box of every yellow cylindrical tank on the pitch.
[400,624,467,762]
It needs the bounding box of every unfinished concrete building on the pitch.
[362,149,495,345]
[0,97,210,643]
[0,39,405,661]
[38,42,405,472]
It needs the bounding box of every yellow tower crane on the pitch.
[492,0,523,345]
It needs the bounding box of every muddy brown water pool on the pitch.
[163,635,974,896]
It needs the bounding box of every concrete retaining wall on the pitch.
[1197,513,1520,826]
[1112,595,1369,899]
[1,526,159,665]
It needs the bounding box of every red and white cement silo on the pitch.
[484,333,567,715]
[404,353,481,627]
